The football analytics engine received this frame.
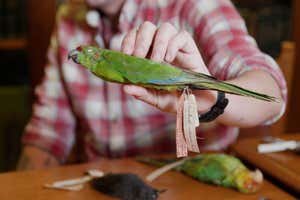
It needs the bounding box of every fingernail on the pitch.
[124,85,133,94]
[123,47,132,55]
[151,54,160,62]
[124,85,142,95]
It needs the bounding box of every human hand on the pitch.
[121,21,215,113]
[17,145,59,171]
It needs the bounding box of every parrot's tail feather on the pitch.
[191,81,278,102]
[183,70,277,102]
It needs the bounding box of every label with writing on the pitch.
[183,93,200,153]
[176,92,188,157]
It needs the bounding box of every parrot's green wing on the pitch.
[100,49,183,90]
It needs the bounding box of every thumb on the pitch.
[124,85,158,107]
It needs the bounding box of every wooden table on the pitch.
[0,158,296,200]
[231,134,300,195]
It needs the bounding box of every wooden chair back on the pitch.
[271,41,295,135]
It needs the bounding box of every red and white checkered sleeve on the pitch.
[22,35,76,163]
[183,0,287,124]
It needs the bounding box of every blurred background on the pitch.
[0,0,299,172]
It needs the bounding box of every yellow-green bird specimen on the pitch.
[68,46,276,102]
[137,154,263,194]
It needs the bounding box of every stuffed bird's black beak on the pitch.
[68,49,80,64]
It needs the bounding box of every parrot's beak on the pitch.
[68,49,80,64]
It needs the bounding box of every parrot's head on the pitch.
[235,169,263,193]
[68,46,102,69]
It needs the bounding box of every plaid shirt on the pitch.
[23,0,287,163]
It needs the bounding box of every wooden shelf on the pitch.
[0,38,27,50]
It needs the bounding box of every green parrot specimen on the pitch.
[68,46,276,102]
[137,154,263,194]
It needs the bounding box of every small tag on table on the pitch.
[176,91,188,157]
[44,169,104,191]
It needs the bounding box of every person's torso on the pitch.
[55,0,239,160]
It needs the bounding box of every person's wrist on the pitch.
[193,90,218,113]
[198,91,229,122]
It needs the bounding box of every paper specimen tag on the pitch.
[176,91,188,157]
[183,93,200,153]
[176,88,201,157]
[189,94,200,127]
[187,94,200,152]
[183,96,192,151]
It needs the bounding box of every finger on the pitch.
[176,51,209,74]
[121,28,137,55]
[150,22,177,62]
[133,21,157,58]
[165,30,197,63]
[124,85,158,107]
